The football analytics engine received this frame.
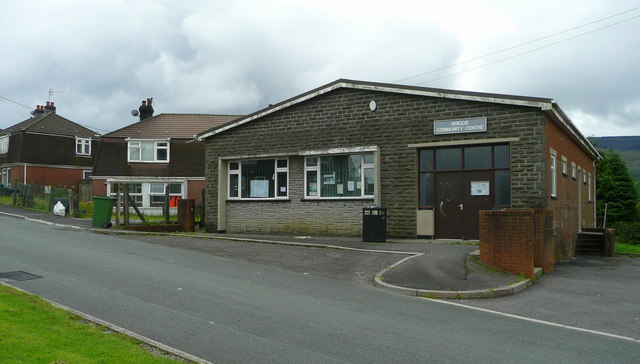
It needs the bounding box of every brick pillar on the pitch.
[604,228,616,257]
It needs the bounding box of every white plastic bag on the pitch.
[53,201,66,216]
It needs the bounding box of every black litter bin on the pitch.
[363,207,387,242]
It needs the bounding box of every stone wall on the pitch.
[204,87,548,237]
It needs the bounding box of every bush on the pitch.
[611,221,640,245]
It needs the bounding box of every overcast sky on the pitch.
[1,0,639,137]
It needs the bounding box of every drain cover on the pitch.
[0,271,42,283]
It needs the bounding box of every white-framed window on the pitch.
[76,137,91,155]
[127,140,169,162]
[550,150,557,198]
[561,156,568,176]
[583,170,587,184]
[571,162,577,180]
[109,183,143,206]
[304,153,374,198]
[83,170,92,179]
[0,135,9,154]
[149,182,183,207]
[588,173,592,202]
[1,168,10,186]
[228,158,289,199]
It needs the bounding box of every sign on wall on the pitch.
[434,117,487,135]
[470,181,490,196]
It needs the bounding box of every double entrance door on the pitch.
[434,171,494,240]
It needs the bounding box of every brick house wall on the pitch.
[204,87,551,237]
[12,165,89,188]
[545,119,596,260]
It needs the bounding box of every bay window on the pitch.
[128,140,169,162]
[228,159,288,199]
[305,153,374,198]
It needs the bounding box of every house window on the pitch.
[228,159,288,199]
[571,162,577,180]
[128,140,170,162]
[83,170,92,179]
[588,173,592,202]
[304,153,374,198]
[550,150,557,198]
[149,183,183,207]
[561,156,568,176]
[110,183,143,206]
[0,135,8,154]
[76,138,91,155]
[583,170,587,185]
[1,168,10,186]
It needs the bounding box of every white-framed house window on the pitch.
[82,170,92,179]
[1,168,10,186]
[550,149,557,198]
[571,162,577,180]
[561,156,568,176]
[127,140,170,162]
[304,153,375,198]
[76,137,91,155]
[228,158,289,199]
[0,135,9,154]
[109,183,143,206]
[149,182,183,207]
[583,170,587,185]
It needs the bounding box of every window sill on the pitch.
[227,198,291,202]
[300,197,374,202]
[128,161,170,164]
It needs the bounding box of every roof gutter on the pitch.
[545,102,602,161]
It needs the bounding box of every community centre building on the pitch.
[198,79,600,260]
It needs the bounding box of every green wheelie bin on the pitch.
[92,196,117,228]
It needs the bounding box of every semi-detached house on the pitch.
[198,79,600,260]
[92,108,240,215]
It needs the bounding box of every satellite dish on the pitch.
[131,109,139,117]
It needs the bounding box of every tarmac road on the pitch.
[1,214,638,363]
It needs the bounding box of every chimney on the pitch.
[33,105,46,116]
[44,101,56,113]
[138,97,154,121]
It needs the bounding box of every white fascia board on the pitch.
[104,177,192,183]
[298,146,379,155]
[547,103,601,160]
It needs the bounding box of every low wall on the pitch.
[479,209,554,278]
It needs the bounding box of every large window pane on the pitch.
[419,172,434,206]
[494,145,510,168]
[141,142,154,161]
[464,146,492,169]
[168,183,182,194]
[241,159,275,198]
[321,155,361,197]
[419,150,434,171]
[495,170,510,205]
[150,183,164,194]
[435,148,462,171]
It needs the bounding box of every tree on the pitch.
[596,149,640,225]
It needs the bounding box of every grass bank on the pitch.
[0,284,185,363]
[616,243,640,256]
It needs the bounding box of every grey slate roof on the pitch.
[1,113,97,138]
[104,113,242,139]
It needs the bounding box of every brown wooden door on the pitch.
[435,171,494,239]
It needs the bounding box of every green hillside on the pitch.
[589,136,640,184]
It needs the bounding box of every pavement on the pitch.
[0,203,530,299]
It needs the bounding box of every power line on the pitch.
[414,13,640,85]
[0,95,33,110]
[393,5,640,84]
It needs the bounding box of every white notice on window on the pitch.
[348,181,355,192]
[470,181,490,196]
[337,184,344,194]
[250,180,269,198]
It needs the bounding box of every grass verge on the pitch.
[616,243,640,256]
[0,284,186,363]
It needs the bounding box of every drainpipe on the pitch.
[23,163,27,184]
